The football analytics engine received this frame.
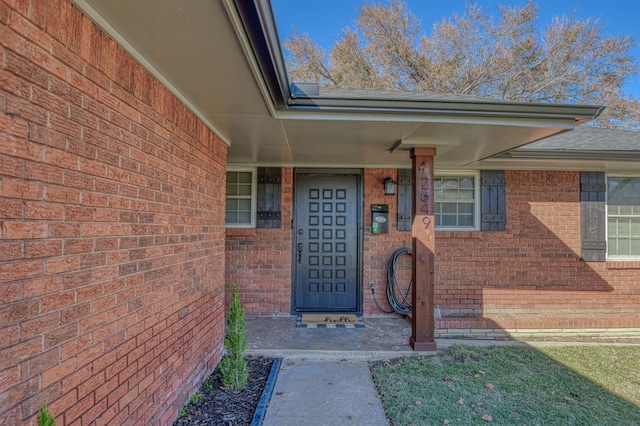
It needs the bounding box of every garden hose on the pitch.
[371,247,413,315]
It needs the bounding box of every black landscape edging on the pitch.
[250,358,282,426]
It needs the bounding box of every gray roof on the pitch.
[309,85,492,103]
[519,126,640,153]
[288,83,602,122]
[293,83,578,105]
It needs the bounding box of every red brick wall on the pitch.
[241,169,638,320]
[225,168,293,316]
[226,168,407,317]
[0,1,227,424]
[363,168,410,316]
[225,168,416,317]
[368,169,640,317]
[438,170,639,316]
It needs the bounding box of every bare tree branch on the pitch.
[283,0,640,129]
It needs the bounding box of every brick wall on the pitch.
[226,168,407,317]
[438,170,639,316]
[240,168,638,321]
[0,1,227,424]
[225,168,293,316]
[363,168,410,316]
[370,169,640,317]
[225,168,420,317]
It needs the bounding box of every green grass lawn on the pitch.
[370,344,640,426]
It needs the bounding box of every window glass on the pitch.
[226,170,254,227]
[434,175,477,229]
[607,176,640,258]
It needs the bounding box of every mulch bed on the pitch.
[174,356,274,426]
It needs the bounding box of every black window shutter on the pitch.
[481,171,506,231]
[397,169,412,232]
[580,171,606,261]
[256,167,282,228]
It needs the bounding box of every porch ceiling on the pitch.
[72,0,602,169]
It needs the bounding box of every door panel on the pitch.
[294,174,359,312]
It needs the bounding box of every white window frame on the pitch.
[225,167,257,228]
[434,171,480,231]
[606,173,640,260]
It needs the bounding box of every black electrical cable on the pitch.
[371,247,413,315]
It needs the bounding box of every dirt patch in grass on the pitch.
[174,356,274,426]
[371,345,640,426]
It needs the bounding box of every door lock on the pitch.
[297,243,303,263]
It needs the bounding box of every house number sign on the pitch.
[419,162,433,230]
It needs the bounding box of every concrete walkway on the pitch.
[249,317,407,425]
[262,359,389,426]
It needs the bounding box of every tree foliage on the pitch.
[218,286,248,391]
[283,0,640,129]
[38,403,55,426]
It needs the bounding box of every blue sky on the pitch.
[271,0,640,98]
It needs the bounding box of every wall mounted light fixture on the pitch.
[383,177,397,195]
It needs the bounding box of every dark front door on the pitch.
[294,172,361,313]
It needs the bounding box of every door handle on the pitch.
[297,243,303,263]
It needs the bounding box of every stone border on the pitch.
[251,358,282,426]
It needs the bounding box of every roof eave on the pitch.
[285,97,604,123]
[230,0,290,110]
[497,150,640,161]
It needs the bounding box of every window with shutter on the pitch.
[480,171,506,231]
[397,170,495,231]
[580,171,606,261]
[256,167,282,228]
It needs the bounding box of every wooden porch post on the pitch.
[410,147,437,351]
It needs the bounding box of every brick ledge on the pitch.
[436,327,640,340]
[436,314,640,330]
[606,260,640,269]
[226,228,257,236]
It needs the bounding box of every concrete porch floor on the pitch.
[245,315,640,360]
[244,316,525,360]
[245,316,414,359]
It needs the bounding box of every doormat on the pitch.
[296,314,364,328]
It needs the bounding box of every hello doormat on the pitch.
[296,314,364,328]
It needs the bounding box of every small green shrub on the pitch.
[188,392,201,405]
[218,286,248,391]
[38,403,55,426]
